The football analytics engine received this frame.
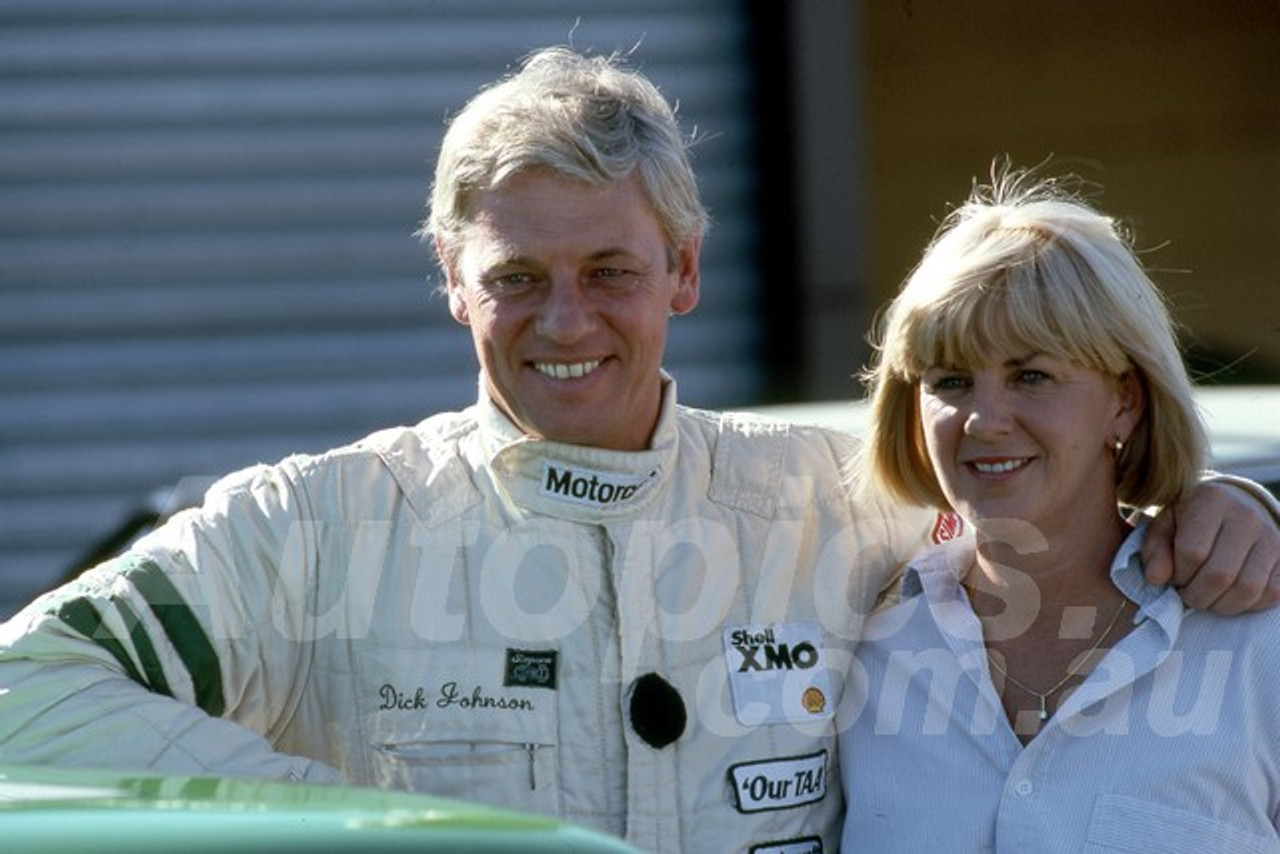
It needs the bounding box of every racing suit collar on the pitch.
[476,372,678,521]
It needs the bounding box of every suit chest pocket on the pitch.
[356,643,561,813]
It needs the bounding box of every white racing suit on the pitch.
[0,382,937,853]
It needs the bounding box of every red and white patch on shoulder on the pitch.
[931,512,965,544]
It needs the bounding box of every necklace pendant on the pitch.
[1038,697,1049,722]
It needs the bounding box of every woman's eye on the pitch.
[1017,369,1050,385]
[923,375,968,394]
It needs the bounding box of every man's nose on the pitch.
[535,277,596,343]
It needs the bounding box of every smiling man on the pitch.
[443,169,700,452]
[1,47,1278,854]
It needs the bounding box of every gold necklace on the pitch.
[983,597,1130,723]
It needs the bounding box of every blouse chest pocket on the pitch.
[1084,794,1278,854]
[356,642,561,813]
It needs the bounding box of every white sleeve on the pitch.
[0,462,339,782]
[0,658,339,782]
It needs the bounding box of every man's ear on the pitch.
[436,236,470,326]
[669,233,702,316]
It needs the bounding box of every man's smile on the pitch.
[533,359,604,380]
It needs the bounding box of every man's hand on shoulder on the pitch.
[1142,480,1280,615]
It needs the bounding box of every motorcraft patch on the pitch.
[729,752,827,814]
[750,837,823,854]
[723,621,834,726]
[539,462,655,508]
[504,648,558,690]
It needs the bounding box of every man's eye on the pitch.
[483,273,536,294]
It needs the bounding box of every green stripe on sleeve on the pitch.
[125,559,227,717]
[114,597,174,700]
[52,597,149,689]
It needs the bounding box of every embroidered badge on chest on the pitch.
[504,648,558,690]
[722,621,834,726]
[728,751,828,813]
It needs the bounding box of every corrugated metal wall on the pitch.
[0,0,762,617]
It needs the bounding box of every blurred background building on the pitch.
[1,0,1276,617]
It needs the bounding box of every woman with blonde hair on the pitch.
[840,167,1280,852]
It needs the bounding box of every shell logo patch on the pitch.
[723,622,834,726]
[801,687,826,715]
